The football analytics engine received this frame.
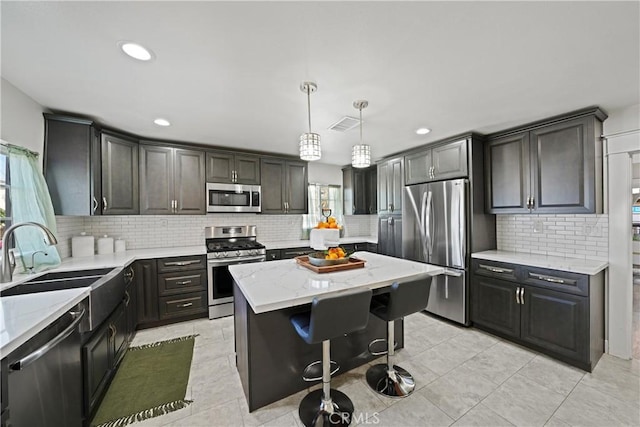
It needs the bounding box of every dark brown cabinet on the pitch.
[471,259,603,371]
[139,144,206,215]
[343,166,377,215]
[101,132,139,215]
[405,138,468,185]
[484,108,607,214]
[377,157,403,215]
[135,259,159,326]
[135,256,207,327]
[44,114,139,216]
[206,150,260,185]
[261,158,308,214]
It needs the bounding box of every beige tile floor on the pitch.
[129,313,640,427]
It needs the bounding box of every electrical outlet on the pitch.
[583,224,602,237]
[533,220,544,233]
[160,219,168,228]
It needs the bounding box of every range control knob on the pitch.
[236,250,241,257]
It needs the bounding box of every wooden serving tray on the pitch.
[295,256,366,273]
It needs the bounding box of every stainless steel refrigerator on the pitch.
[403,178,470,324]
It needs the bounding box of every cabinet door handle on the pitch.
[93,197,99,213]
[390,203,394,212]
[515,287,521,304]
[103,197,108,211]
[176,280,193,285]
[479,264,513,274]
[179,302,193,308]
[529,273,574,285]
[124,290,131,307]
[531,196,535,209]
[164,260,201,267]
[520,287,525,305]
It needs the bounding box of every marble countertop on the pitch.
[471,250,608,275]
[263,236,377,250]
[1,288,90,355]
[229,251,444,314]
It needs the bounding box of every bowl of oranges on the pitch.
[307,247,349,266]
[315,216,341,230]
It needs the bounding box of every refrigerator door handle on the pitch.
[427,190,434,256]
[406,187,430,260]
[443,268,463,277]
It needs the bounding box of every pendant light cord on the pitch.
[307,86,312,133]
[359,105,363,143]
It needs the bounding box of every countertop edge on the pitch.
[1,288,90,355]
[471,251,608,275]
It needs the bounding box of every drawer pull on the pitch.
[178,302,194,308]
[529,273,575,285]
[479,264,513,274]
[176,280,193,286]
[165,260,200,267]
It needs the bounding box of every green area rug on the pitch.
[91,334,197,427]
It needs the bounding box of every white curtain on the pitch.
[7,144,61,272]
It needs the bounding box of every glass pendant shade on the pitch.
[299,132,321,161]
[352,144,371,168]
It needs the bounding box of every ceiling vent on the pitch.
[328,116,360,132]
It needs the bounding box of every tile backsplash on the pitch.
[55,214,376,258]
[496,214,608,261]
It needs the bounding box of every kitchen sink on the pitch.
[1,268,115,296]
[1,266,127,332]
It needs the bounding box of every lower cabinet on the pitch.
[471,259,603,371]
[135,256,208,328]
[83,300,129,418]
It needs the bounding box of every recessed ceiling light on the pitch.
[119,42,153,61]
[154,118,171,127]
[416,127,431,135]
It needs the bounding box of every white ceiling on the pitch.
[2,1,639,165]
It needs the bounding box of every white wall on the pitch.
[604,103,640,359]
[0,78,46,154]
[308,162,343,186]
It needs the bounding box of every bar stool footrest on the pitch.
[302,360,340,382]
[367,338,397,357]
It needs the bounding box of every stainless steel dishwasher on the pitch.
[3,299,87,427]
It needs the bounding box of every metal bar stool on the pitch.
[290,288,372,427]
[366,274,433,398]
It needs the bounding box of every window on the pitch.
[303,183,344,238]
[0,146,11,246]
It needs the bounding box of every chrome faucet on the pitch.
[1,222,58,283]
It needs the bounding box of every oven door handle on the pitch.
[207,256,266,267]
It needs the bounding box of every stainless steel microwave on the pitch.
[206,183,261,213]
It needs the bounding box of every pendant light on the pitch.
[299,82,321,161]
[352,100,371,168]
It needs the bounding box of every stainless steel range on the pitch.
[205,225,266,319]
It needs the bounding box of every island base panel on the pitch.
[233,283,404,412]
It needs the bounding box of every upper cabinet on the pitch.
[378,157,403,215]
[101,132,139,215]
[343,165,377,215]
[44,114,138,216]
[206,150,260,185]
[261,158,307,214]
[484,108,607,214]
[139,143,206,215]
[405,138,468,185]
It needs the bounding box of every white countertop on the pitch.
[471,250,608,275]
[264,236,377,250]
[1,288,90,355]
[229,251,444,314]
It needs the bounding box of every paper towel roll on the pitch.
[97,235,114,255]
[71,232,94,257]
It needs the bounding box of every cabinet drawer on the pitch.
[266,249,281,261]
[158,270,206,296]
[522,266,589,297]
[281,247,314,259]
[159,292,207,320]
[472,259,519,282]
[157,255,206,273]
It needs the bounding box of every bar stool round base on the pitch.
[298,389,354,427]
[366,363,415,398]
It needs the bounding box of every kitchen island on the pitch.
[229,251,443,411]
